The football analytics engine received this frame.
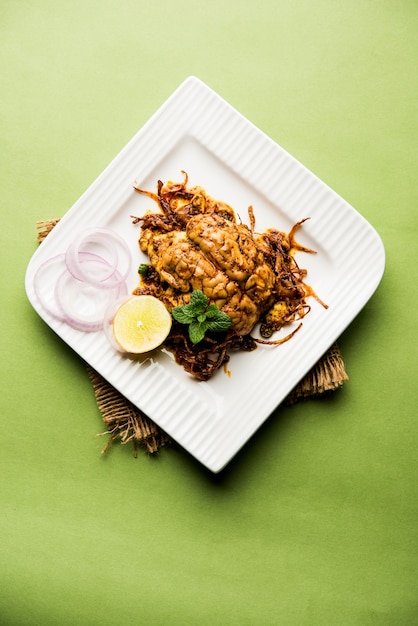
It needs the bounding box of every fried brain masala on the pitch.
[130,171,326,380]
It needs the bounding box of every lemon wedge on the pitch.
[111,295,172,354]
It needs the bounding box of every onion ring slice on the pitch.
[65,227,131,287]
[33,254,68,322]
[54,269,127,332]
[33,250,129,331]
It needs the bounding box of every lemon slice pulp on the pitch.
[111,295,172,354]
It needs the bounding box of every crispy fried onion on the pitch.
[165,322,257,382]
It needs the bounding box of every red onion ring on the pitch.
[33,254,68,322]
[65,227,131,287]
[54,268,127,332]
[33,230,132,332]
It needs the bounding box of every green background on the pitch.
[1,1,417,624]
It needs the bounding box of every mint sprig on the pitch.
[172,290,232,344]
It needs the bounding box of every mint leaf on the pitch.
[179,302,197,317]
[171,290,232,343]
[188,320,207,344]
[205,314,232,333]
[205,304,221,319]
[189,290,208,314]
[172,307,195,324]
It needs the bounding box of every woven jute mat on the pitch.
[36,218,348,456]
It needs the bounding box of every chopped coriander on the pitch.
[138,263,150,276]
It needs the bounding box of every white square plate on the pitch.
[25,76,385,472]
